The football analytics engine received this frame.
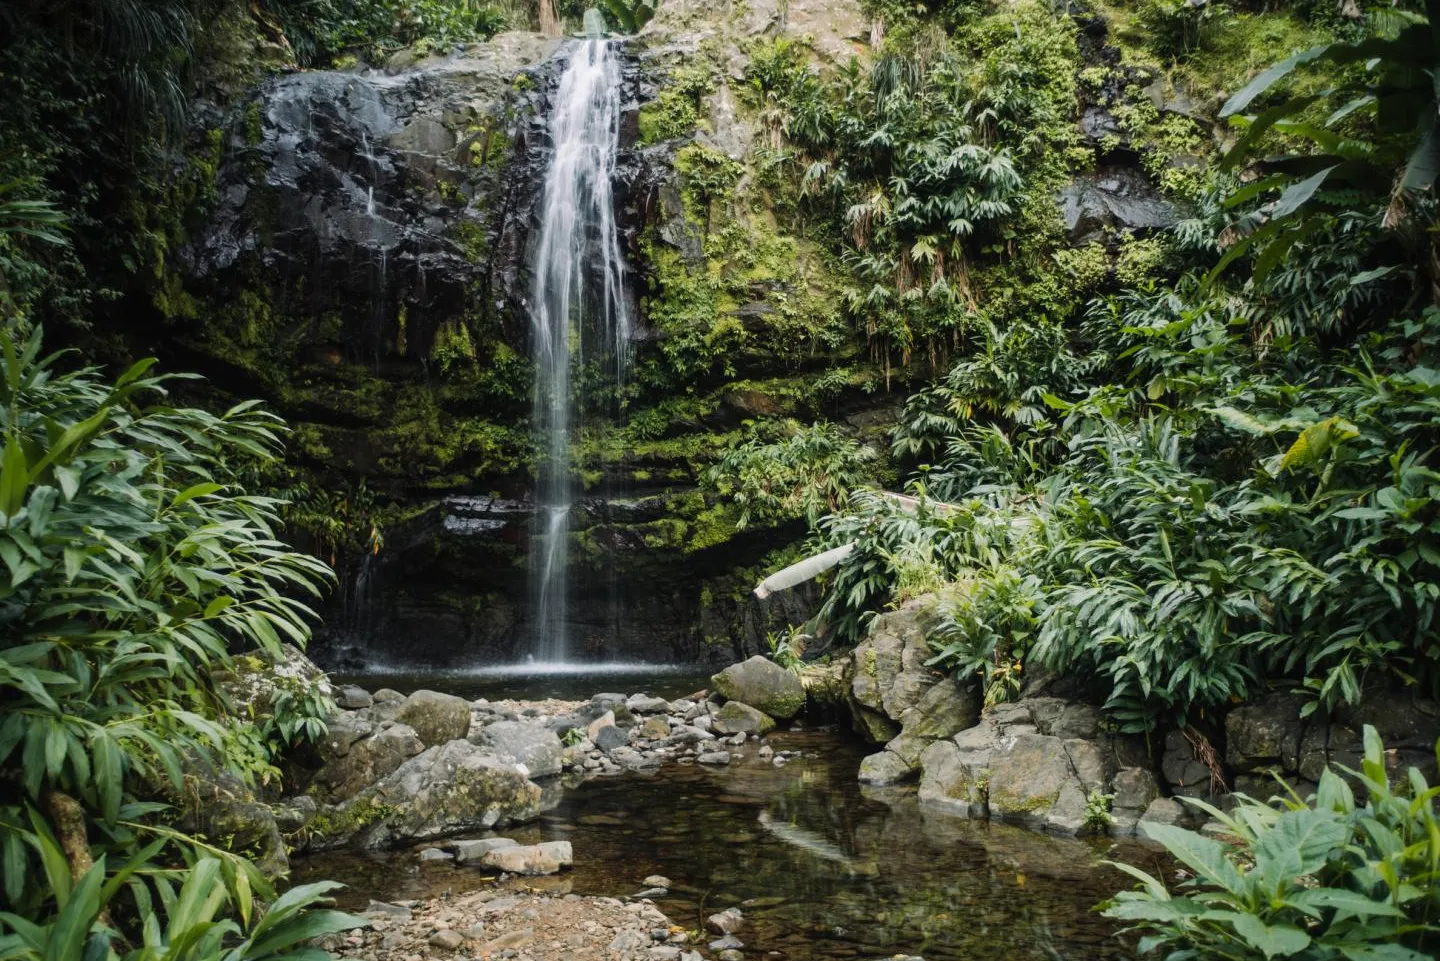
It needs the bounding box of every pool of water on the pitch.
[295,731,1155,960]
[328,665,712,703]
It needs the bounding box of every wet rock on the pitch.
[857,749,915,786]
[587,710,617,742]
[711,701,775,736]
[480,841,570,875]
[419,847,453,862]
[897,675,980,740]
[644,874,672,888]
[1161,728,1217,799]
[1110,767,1162,835]
[366,900,412,918]
[336,685,374,710]
[594,723,632,753]
[709,934,744,950]
[847,597,945,742]
[394,690,473,747]
[1058,166,1178,242]
[1140,797,1198,829]
[640,715,672,740]
[697,751,732,765]
[450,837,519,862]
[718,951,744,961]
[310,723,426,802]
[271,795,316,833]
[173,768,289,877]
[373,689,406,705]
[312,740,542,849]
[706,908,744,935]
[917,697,1144,835]
[470,720,564,778]
[711,656,805,720]
[627,695,671,714]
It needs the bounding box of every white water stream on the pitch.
[528,39,631,663]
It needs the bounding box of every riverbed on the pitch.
[296,672,1154,960]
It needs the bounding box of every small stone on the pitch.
[727,732,747,747]
[643,874,672,888]
[365,901,411,918]
[609,930,649,953]
[772,756,787,767]
[636,887,668,898]
[709,935,744,950]
[706,908,744,935]
[418,848,453,862]
[464,923,486,940]
[428,930,463,951]
[336,685,373,709]
[758,745,774,759]
[648,947,682,960]
[697,751,731,765]
[718,951,744,961]
[451,837,518,862]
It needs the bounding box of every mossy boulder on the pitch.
[711,655,805,720]
[309,740,542,849]
[712,700,776,736]
[394,689,473,746]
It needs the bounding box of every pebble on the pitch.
[706,908,744,935]
[697,751,731,765]
[366,900,412,918]
[758,745,774,759]
[427,929,464,950]
[643,874,672,888]
[418,847,452,862]
[718,951,745,961]
[710,934,745,950]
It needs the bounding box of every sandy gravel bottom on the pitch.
[331,884,702,961]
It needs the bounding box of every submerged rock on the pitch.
[711,656,805,720]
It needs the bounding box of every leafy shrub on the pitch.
[703,423,879,530]
[0,328,347,953]
[1103,725,1440,960]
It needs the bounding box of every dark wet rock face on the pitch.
[186,33,562,362]
[1059,166,1178,242]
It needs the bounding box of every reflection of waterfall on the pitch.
[528,39,631,664]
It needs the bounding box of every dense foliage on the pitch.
[1104,727,1440,960]
[0,326,355,961]
[707,0,1440,735]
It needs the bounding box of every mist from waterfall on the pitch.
[528,38,630,664]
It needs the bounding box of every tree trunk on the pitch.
[538,0,561,37]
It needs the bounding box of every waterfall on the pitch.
[528,39,631,664]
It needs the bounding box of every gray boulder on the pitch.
[309,739,542,849]
[395,689,473,746]
[593,723,631,753]
[480,840,571,875]
[451,836,518,861]
[470,720,563,778]
[917,697,1145,835]
[857,749,915,785]
[711,656,805,720]
[310,722,426,803]
[336,685,373,710]
[711,701,775,736]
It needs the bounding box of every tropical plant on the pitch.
[1103,725,1440,960]
[1211,1,1439,287]
[595,0,655,34]
[703,423,880,530]
[0,327,344,951]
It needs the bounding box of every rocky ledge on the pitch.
[208,645,817,874]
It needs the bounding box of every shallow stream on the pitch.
[298,674,1155,960]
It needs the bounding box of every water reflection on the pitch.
[296,731,1153,960]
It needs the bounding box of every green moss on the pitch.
[306,798,397,842]
[242,101,264,146]
[636,65,714,145]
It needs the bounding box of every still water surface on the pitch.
[297,725,1151,960]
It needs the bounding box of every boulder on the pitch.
[470,720,563,778]
[627,695,671,714]
[858,749,915,786]
[711,656,805,720]
[916,697,1144,835]
[847,598,946,741]
[480,841,570,875]
[451,837,518,862]
[593,723,631,753]
[309,723,426,803]
[640,715,672,740]
[309,740,542,849]
[1058,166,1178,242]
[174,769,289,877]
[214,643,331,729]
[395,689,473,747]
[336,685,373,710]
[711,701,775,736]
[897,676,980,739]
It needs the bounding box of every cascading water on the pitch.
[528,37,631,664]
